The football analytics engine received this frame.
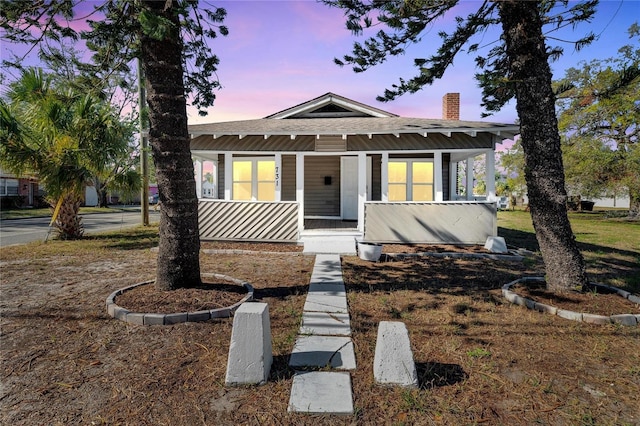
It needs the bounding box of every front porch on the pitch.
[189,93,518,250]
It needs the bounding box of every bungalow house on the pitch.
[189,93,518,248]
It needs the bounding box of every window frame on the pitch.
[232,157,276,201]
[387,159,434,202]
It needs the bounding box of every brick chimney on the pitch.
[442,93,460,120]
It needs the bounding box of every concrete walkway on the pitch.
[287,254,355,414]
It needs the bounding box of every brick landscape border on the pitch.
[106,272,254,326]
[502,277,640,326]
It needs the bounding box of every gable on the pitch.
[265,92,398,119]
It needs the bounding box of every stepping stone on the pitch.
[303,294,348,313]
[289,335,356,370]
[309,255,344,285]
[300,311,351,336]
[308,282,346,296]
[288,371,353,414]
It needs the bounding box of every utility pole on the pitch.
[138,58,150,226]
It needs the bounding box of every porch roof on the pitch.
[188,116,519,140]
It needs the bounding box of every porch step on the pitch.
[300,232,361,255]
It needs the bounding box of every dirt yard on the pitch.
[1,232,639,425]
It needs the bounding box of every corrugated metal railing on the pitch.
[363,202,497,244]
[198,200,299,242]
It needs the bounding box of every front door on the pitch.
[341,157,358,220]
[341,157,371,220]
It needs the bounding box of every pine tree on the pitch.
[325,0,599,291]
[1,0,228,289]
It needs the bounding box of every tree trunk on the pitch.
[497,1,588,292]
[51,194,83,240]
[629,187,640,219]
[140,0,201,290]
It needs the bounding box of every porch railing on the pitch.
[198,200,299,242]
[363,201,497,244]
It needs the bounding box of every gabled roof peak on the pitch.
[265,92,398,119]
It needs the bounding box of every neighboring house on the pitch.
[0,166,42,208]
[189,93,518,245]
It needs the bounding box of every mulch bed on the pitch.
[115,281,250,313]
[513,281,639,316]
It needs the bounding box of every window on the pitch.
[201,160,217,198]
[0,178,19,196]
[387,160,433,201]
[232,158,276,201]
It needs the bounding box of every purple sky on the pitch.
[190,0,638,125]
[1,1,637,126]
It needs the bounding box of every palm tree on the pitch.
[0,68,132,239]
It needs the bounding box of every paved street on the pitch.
[0,209,159,247]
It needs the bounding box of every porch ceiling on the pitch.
[191,132,496,152]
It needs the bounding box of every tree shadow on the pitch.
[87,230,159,250]
[498,227,639,291]
[253,284,310,300]
[416,362,467,390]
[269,354,296,381]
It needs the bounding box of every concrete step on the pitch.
[300,233,360,254]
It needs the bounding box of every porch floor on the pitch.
[304,219,358,231]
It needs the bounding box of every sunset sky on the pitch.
[188,0,638,125]
[1,0,638,126]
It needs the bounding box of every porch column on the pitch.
[195,159,203,199]
[224,152,232,200]
[275,153,282,202]
[381,152,389,202]
[358,153,366,232]
[296,153,304,232]
[486,149,496,202]
[434,151,443,202]
[466,157,474,201]
[449,161,458,200]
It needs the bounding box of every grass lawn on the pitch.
[0,206,133,220]
[1,212,638,425]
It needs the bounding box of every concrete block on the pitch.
[533,302,557,315]
[557,309,582,322]
[113,306,130,321]
[484,236,508,254]
[616,289,631,299]
[504,291,527,306]
[288,371,353,414]
[144,313,165,326]
[164,312,188,325]
[225,302,272,386]
[126,312,145,325]
[627,295,640,305]
[187,310,211,322]
[582,313,612,325]
[107,302,117,318]
[611,314,638,326]
[524,297,536,310]
[210,307,231,319]
[373,321,418,387]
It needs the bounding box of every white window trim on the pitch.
[388,159,435,202]
[232,156,278,201]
